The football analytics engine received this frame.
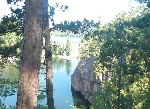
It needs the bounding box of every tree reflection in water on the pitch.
[65,60,72,75]
[52,58,72,76]
[52,58,65,70]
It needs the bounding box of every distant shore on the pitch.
[57,55,78,60]
[52,54,79,60]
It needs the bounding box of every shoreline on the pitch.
[56,55,78,60]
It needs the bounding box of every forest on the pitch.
[0,0,150,109]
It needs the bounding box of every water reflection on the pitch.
[52,58,72,76]
[52,58,65,71]
[0,58,90,108]
[71,85,91,108]
[66,60,72,75]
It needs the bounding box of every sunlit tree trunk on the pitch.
[43,0,54,108]
[16,0,43,108]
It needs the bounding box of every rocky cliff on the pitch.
[71,56,101,100]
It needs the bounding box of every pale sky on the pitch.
[0,0,139,24]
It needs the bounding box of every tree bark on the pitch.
[117,56,122,109]
[43,0,54,108]
[16,0,43,109]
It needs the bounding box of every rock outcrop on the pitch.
[71,56,101,100]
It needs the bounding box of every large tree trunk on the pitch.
[43,0,54,108]
[16,0,43,109]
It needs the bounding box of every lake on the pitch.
[0,37,91,109]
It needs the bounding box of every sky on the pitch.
[0,0,139,24]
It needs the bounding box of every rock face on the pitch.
[71,56,101,100]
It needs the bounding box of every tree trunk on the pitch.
[43,0,54,108]
[117,71,121,109]
[16,0,43,109]
[117,56,122,109]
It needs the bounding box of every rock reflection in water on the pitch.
[71,85,91,108]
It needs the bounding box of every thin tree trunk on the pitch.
[117,72,121,109]
[16,0,43,109]
[43,0,54,108]
[117,56,122,109]
[45,28,54,109]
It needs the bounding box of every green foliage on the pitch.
[135,0,150,8]
[65,39,72,56]
[0,68,18,109]
[78,36,101,60]
[6,0,23,5]
[37,104,48,109]
[54,19,99,34]
[0,32,22,58]
[51,41,65,55]
[0,13,23,36]
[1,1,69,36]
[76,4,150,109]
[50,39,73,56]
[0,78,18,98]
[37,91,46,102]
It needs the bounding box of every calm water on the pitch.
[0,37,91,109]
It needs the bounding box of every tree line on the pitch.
[53,18,99,34]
